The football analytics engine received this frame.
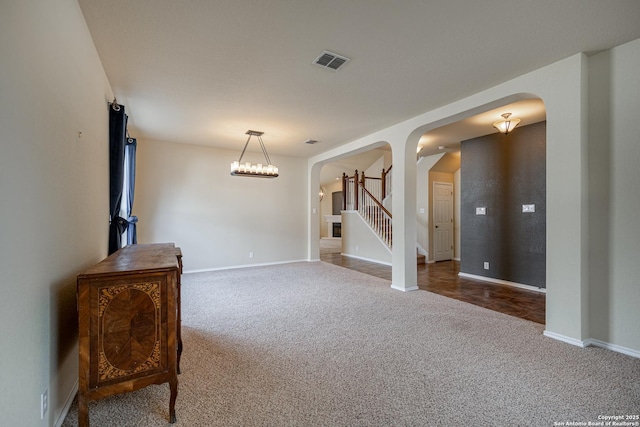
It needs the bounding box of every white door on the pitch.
[433,182,453,261]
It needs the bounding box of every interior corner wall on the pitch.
[0,1,112,425]
[454,168,461,260]
[460,122,546,288]
[319,180,342,238]
[135,139,308,271]
[416,154,445,258]
[587,37,640,352]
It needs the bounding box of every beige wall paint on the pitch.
[319,180,342,238]
[0,1,112,424]
[428,172,455,261]
[416,154,445,257]
[135,139,308,271]
[588,38,640,352]
[341,212,392,265]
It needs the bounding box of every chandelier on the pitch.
[230,130,279,178]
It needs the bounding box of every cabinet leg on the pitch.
[169,377,178,423]
[78,394,89,427]
[177,284,182,374]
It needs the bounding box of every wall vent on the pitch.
[313,51,350,71]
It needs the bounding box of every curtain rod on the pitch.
[110,97,121,112]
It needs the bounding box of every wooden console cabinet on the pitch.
[77,243,182,426]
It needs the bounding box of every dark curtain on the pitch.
[125,138,138,245]
[108,104,128,254]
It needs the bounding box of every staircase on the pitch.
[343,167,425,265]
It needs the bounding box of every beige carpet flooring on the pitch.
[62,261,640,426]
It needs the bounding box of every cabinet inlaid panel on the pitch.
[89,276,169,388]
[99,283,160,380]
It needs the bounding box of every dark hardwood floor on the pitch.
[321,253,546,324]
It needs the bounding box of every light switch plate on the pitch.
[476,207,486,215]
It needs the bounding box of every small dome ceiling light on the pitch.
[492,113,521,135]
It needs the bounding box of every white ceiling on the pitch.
[78,0,640,162]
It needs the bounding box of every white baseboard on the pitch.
[453,257,461,261]
[340,252,392,266]
[584,338,640,359]
[416,242,428,257]
[55,379,78,427]
[543,330,587,347]
[458,272,546,293]
[184,259,308,274]
[543,332,640,359]
[391,284,419,292]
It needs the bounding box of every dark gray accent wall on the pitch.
[460,121,546,288]
[332,191,342,215]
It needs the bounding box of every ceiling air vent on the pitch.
[303,139,319,145]
[313,50,350,71]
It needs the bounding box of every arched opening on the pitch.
[410,98,547,323]
[309,141,392,265]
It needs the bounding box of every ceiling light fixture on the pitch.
[230,130,279,178]
[493,113,521,135]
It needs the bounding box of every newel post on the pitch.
[341,173,346,210]
[381,167,387,200]
[354,170,359,211]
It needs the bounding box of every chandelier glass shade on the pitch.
[230,130,279,178]
[492,113,521,135]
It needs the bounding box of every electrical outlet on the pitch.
[522,204,535,213]
[249,252,254,259]
[483,262,489,270]
[476,207,486,215]
[41,389,48,420]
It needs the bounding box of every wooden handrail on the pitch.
[360,185,392,219]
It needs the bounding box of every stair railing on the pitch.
[343,170,392,248]
[359,184,392,248]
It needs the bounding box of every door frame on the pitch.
[432,181,454,262]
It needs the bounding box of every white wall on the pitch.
[341,212,392,265]
[364,155,384,177]
[319,180,342,238]
[0,1,112,425]
[588,38,640,352]
[135,139,308,271]
[416,154,445,257]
